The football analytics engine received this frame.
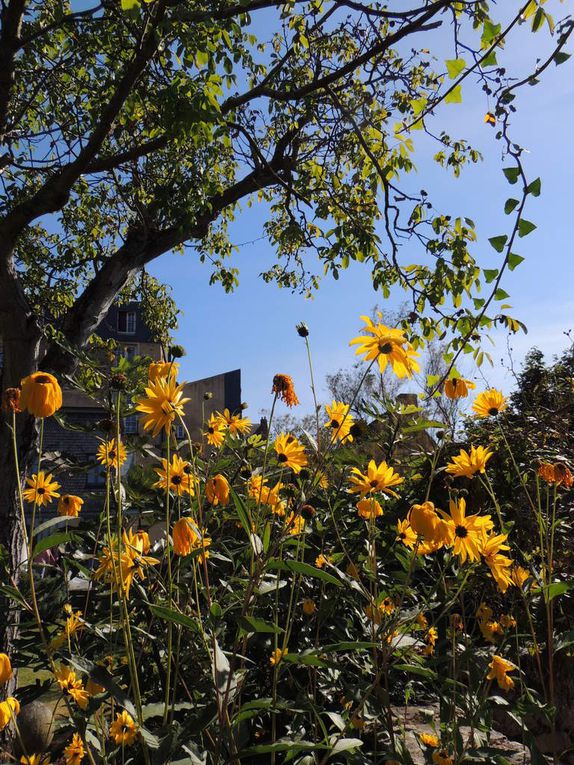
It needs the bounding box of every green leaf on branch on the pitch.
[503,167,520,184]
[504,198,519,214]
[554,51,571,66]
[238,616,283,634]
[545,581,571,602]
[483,269,499,284]
[267,559,342,587]
[149,605,200,632]
[494,288,510,301]
[445,58,466,79]
[444,85,462,104]
[489,235,507,253]
[507,253,524,271]
[33,532,77,557]
[518,219,537,238]
[526,177,541,197]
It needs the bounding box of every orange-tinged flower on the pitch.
[2,387,21,413]
[96,438,127,470]
[439,498,492,563]
[0,653,13,683]
[148,361,179,382]
[476,602,493,622]
[204,413,226,447]
[302,598,316,615]
[510,565,530,588]
[324,401,354,442]
[472,389,507,418]
[135,376,190,436]
[23,471,60,507]
[64,733,85,765]
[423,626,438,656]
[274,433,308,473]
[484,111,496,126]
[214,408,251,436]
[20,755,51,765]
[350,315,420,378]
[248,476,286,515]
[58,494,84,517]
[365,596,395,624]
[408,501,448,544]
[154,454,196,497]
[538,462,574,488]
[487,654,516,691]
[109,710,138,746]
[272,374,299,406]
[94,528,159,596]
[315,553,332,568]
[0,697,20,730]
[500,614,517,630]
[445,445,493,479]
[432,750,453,765]
[396,519,417,549]
[20,372,62,418]
[443,377,476,399]
[479,619,503,644]
[270,647,287,666]
[349,459,403,498]
[419,733,440,748]
[172,518,211,562]
[356,497,383,519]
[206,474,230,506]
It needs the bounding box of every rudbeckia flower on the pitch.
[538,462,574,488]
[408,501,448,544]
[19,371,62,418]
[419,733,440,748]
[439,498,492,563]
[96,438,127,470]
[324,401,354,442]
[285,512,306,535]
[23,471,60,507]
[154,454,196,496]
[205,474,230,506]
[135,376,190,437]
[54,666,89,710]
[274,433,308,473]
[302,598,316,615]
[479,619,503,644]
[482,533,513,593]
[350,314,420,378]
[248,475,285,515]
[172,518,211,562]
[148,361,179,382]
[356,497,383,519]
[20,755,51,765]
[472,389,507,418]
[0,697,20,731]
[57,494,84,517]
[396,519,417,549]
[109,710,138,746]
[432,750,453,765]
[509,565,530,587]
[445,445,493,479]
[487,654,516,691]
[64,733,85,765]
[214,408,251,436]
[204,413,226,447]
[0,653,13,683]
[443,376,476,399]
[270,648,287,666]
[271,374,299,406]
[349,459,403,498]
[94,529,159,596]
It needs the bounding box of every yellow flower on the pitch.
[324,401,354,442]
[85,678,105,696]
[500,614,517,630]
[20,755,51,765]
[365,596,395,624]
[172,519,211,562]
[302,598,316,616]
[154,454,196,496]
[135,376,190,436]
[204,413,226,447]
[408,502,448,544]
[274,433,308,473]
[472,389,507,418]
[271,374,299,406]
[248,476,285,516]
[432,750,453,765]
[419,732,440,748]
[0,697,19,730]
[482,533,513,593]
[214,408,252,436]
[349,459,403,498]
[479,619,503,644]
[356,497,383,519]
[64,733,85,765]
[510,565,530,588]
[484,111,496,126]
[19,372,62,418]
[350,315,420,378]
[439,498,492,563]
[0,653,13,683]
[58,494,84,517]
[206,474,230,506]
[443,377,476,399]
[445,445,493,479]
[109,710,138,746]
[285,512,306,535]
[23,471,61,506]
[315,553,332,568]
[423,627,438,656]
[148,361,179,382]
[96,438,127,470]
[487,654,516,691]
[54,666,89,710]
[270,648,287,666]
[94,529,159,596]
[396,519,417,549]
[538,462,574,488]
[415,613,428,630]
[476,602,493,622]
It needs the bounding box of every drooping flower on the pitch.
[270,648,287,666]
[500,614,517,630]
[510,565,531,588]
[538,462,574,488]
[109,710,138,746]
[274,433,308,473]
[19,372,62,418]
[154,454,196,497]
[482,533,514,592]
[350,315,420,378]
[204,413,226,447]
[396,519,417,549]
[419,733,440,748]
[445,445,493,479]
[0,653,13,683]
[96,438,127,470]
[205,474,230,506]
[2,388,21,413]
[271,374,299,406]
[94,529,159,596]
[440,498,492,563]
[49,606,84,651]
[64,733,85,765]
[57,494,84,517]
[408,502,449,545]
[472,389,507,418]
[172,519,211,562]
[349,459,403,498]
[54,666,89,710]
[248,476,285,515]
[479,619,503,644]
[148,361,179,382]
[0,697,20,730]
[432,750,453,765]
[443,377,476,400]
[135,376,190,436]
[214,408,252,436]
[324,401,354,442]
[487,655,516,691]
[23,471,60,507]
[476,602,493,622]
[315,553,332,568]
[356,497,383,519]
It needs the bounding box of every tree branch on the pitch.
[0,0,27,142]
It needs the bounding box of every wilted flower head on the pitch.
[296,322,309,337]
[272,374,299,407]
[2,387,21,413]
[443,377,476,399]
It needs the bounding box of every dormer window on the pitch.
[117,310,136,334]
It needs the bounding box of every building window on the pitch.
[122,345,137,362]
[175,423,185,440]
[117,310,136,334]
[124,415,138,435]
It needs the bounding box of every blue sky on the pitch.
[150,6,574,420]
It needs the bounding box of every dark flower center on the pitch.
[171,475,182,485]
[330,419,340,428]
[183,465,192,474]
[370,480,379,488]
[35,375,52,384]
[63,496,70,504]
[109,450,116,459]
[37,488,45,495]
[488,407,499,416]
[455,525,468,538]
[277,453,288,463]
[208,427,214,433]
[378,342,393,355]
[399,532,405,539]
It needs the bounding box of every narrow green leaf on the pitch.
[267,559,342,587]
[149,604,199,632]
[518,219,537,238]
[489,235,507,253]
[238,616,283,634]
[33,532,76,558]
